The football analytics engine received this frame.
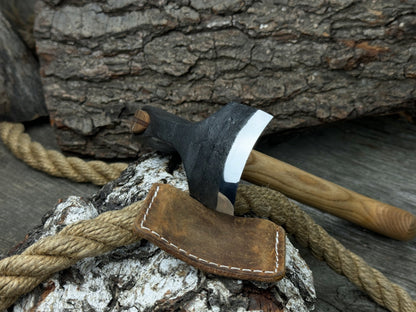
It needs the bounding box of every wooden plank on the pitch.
[0,120,98,256]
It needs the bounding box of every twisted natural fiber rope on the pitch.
[0,201,143,310]
[0,122,128,185]
[236,185,416,312]
[0,121,414,311]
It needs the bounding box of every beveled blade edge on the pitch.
[222,109,273,187]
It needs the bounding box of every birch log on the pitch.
[10,154,316,312]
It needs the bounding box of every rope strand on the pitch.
[0,122,127,185]
[0,202,142,310]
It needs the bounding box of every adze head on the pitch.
[132,102,272,213]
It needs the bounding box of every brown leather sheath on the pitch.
[133,184,286,282]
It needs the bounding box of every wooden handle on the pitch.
[242,150,416,241]
[131,110,151,133]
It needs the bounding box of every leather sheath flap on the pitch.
[134,183,285,282]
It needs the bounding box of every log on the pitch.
[10,154,316,311]
[0,0,37,51]
[0,10,47,122]
[34,0,416,158]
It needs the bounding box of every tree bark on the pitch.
[10,154,316,311]
[34,0,416,158]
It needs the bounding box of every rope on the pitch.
[235,185,416,312]
[0,201,142,310]
[0,121,414,311]
[0,122,128,185]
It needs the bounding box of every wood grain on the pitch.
[243,150,416,241]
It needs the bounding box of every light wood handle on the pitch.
[242,150,416,241]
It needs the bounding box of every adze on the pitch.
[131,102,416,241]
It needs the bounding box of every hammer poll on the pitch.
[131,103,416,241]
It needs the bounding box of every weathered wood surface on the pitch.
[0,10,47,122]
[0,119,99,257]
[34,0,416,158]
[0,115,415,311]
[10,154,316,311]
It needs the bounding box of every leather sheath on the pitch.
[134,184,286,282]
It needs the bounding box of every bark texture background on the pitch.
[34,0,416,158]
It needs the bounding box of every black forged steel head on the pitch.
[142,102,272,210]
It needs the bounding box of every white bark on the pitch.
[12,154,315,311]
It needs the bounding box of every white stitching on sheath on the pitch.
[140,186,279,274]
